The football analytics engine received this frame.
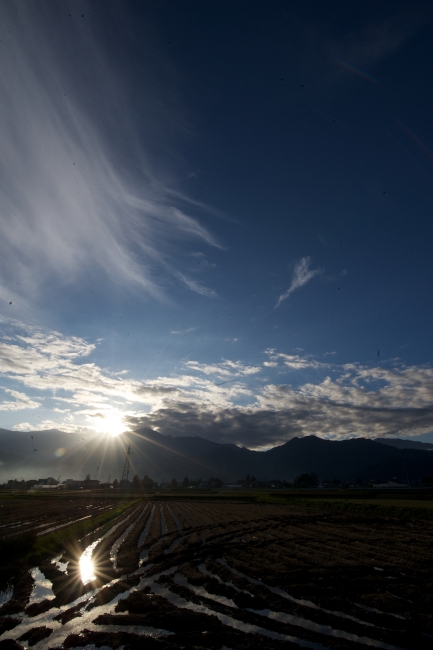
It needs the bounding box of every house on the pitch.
[64,478,100,489]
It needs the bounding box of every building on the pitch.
[64,478,100,489]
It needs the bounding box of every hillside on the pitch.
[1,428,433,484]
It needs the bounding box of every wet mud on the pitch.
[1,500,432,649]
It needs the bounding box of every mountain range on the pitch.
[1,427,433,484]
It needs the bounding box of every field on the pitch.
[0,494,120,540]
[1,494,433,649]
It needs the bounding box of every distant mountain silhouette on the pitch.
[0,428,432,484]
[375,437,433,450]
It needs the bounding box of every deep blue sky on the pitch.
[1,0,433,447]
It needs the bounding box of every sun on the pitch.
[94,414,128,437]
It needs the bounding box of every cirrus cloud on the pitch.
[275,257,322,308]
[0,2,220,316]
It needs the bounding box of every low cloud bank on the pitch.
[126,400,433,450]
[1,324,433,448]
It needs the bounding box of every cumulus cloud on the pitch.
[275,257,321,308]
[0,323,254,432]
[127,356,433,448]
[264,349,329,370]
[185,359,262,378]
[127,376,433,449]
[0,389,40,411]
[0,2,220,314]
[2,323,433,447]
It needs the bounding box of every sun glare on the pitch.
[94,414,128,437]
[79,543,97,585]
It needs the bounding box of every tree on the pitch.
[132,474,142,491]
[85,473,91,482]
[113,478,119,489]
[142,474,155,489]
[182,476,190,488]
[170,478,178,488]
[294,473,319,488]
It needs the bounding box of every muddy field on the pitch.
[1,499,432,649]
[0,496,118,540]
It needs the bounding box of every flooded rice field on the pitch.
[0,497,118,540]
[1,499,432,649]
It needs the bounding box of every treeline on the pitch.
[111,475,157,490]
[115,474,224,490]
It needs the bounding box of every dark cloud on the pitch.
[126,395,433,449]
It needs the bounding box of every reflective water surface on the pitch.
[29,567,55,604]
[79,540,98,585]
[0,586,13,607]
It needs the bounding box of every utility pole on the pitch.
[121,446,132,483]
[403,462,411,487]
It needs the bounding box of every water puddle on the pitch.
[66,643,113,650]
[174,573,238,608]
[79,504,142,585]
[386,592,413,604]
[51,554,69,574]
[354,603,405,620]
[0,564,174,648]
[197,563,398,648]
[29,568,55,604]
[36,514,92,537]
[216,559,379,629]
[140,531,169,565]
[110,504,147,570]
[150,580,330,650]
[138,505,155,547]
[198,564,252,595]
[0,519,33,530]
[0,585,13,607]
[80,540,99,585]
[248,608,403,650]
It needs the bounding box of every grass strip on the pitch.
[0,498,141,568]
[256,493,433,520]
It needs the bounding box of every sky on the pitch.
[1,0,433,449]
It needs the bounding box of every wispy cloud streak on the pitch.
[0,2,219,311]
[176,273,220,299]
[275,257,321,308]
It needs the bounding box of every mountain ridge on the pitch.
[1,427,433,483]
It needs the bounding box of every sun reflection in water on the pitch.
[79,540,98,585]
